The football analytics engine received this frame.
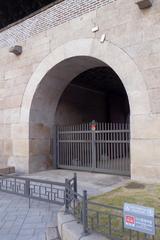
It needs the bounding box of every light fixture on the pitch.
[92,26,99,33]
[135,0,153,9]
[100,34,106,43]
[9,45,22,55]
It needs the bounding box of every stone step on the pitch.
[0,166,15,175]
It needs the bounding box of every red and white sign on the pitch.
[125,215,136,226]
[91,122,96,131]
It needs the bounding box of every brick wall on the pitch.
[0,0,115,48]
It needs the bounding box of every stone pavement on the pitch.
[0,192,60,240]
[25,169,129,196]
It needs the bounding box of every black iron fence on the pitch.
[56,122,130,176]
[86,201,160,240]
[0,175,68,206]
[1,173,160,239]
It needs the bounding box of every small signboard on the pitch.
[90,120,96,131]
[123,203,155,235]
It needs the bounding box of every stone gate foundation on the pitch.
[0,0,160,182]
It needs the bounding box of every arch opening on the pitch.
[29,56,130,175]
[55,66,130,126]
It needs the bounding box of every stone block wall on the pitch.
[0,0,160,181]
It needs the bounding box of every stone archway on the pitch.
[19,38,150,177]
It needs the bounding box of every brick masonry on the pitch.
[0,0,115,48]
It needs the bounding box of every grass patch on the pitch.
[89,181,160,211]
[87,181,160,239]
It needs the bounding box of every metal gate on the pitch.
[56,122,130,176]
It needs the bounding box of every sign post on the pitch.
[123,203,155,235]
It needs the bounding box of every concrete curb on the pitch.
[45,225,60,240]
[57,209,108,240]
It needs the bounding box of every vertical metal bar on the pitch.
[67,125,69,167]
[77,124,79,168]
[121,123,124,171]
[53,125,57,169]
[100,123,104,169]
[77,124,80,168]
[119,123,122,172]
[101,122,103,169]
[85,123,87,168]
[63,125,66,166]
[70,126,73,166]
[107,123,110,171]
[62,125,64,166]
[86,123,89,168]
[129,123,131,174]
[89,123,91,168]
[116,123,119,171]
[96,122,98,169]
[25,179,30,208]
[66,125,69,167]
[99,122,102,170]
[121,123,123,172]
[124,123,126,172]
[127,123,130,173]
[82,123,85,168]
[108,214,112,237]
[59,126,62,165]
[97,122,99,169]
[95,123,98,169]
[82,124,84,168]
[61,125,64,166]
[129,229,132,240]
[73,124,75,167]
[79,123,81,168]
[14,178,16,193]
[103,122,105,169]
[82,123,84,168]
[74,173,77,199]
[65,179,69,214]
[104,122,107,169]
[57,126,60,167]
[60,126,62,165]
[82,190,88,235]
[110,123,113,169]
[126,123,129,172]
[64,125,66,166]
[67,126,71,167]
[69,125,71,167]
[92,122,96,171]
[103,122,106,169]
[90,123,92,168]
[113,123,116,170]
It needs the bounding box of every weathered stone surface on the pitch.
[0,0,159,182]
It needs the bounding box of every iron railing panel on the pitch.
[56,122,130,176]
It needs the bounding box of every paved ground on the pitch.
[25,169,129,196]
[0,192,60,240]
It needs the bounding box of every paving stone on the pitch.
[0,192,60,240]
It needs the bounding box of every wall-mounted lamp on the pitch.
[92,26,99,33]
[135,0,153,9]
[100,34,106,43]
[9,45,22,55]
